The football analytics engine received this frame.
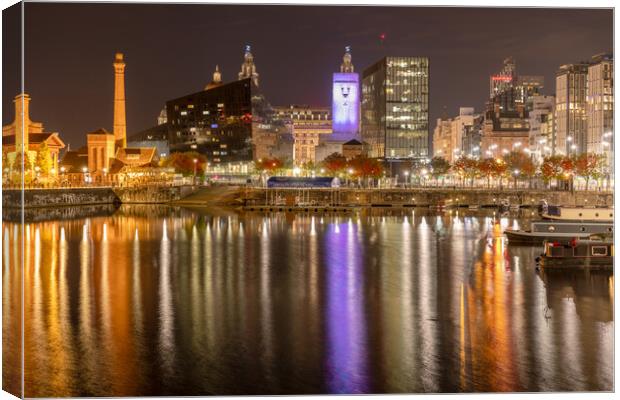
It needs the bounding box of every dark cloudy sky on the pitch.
[2,3,613,147]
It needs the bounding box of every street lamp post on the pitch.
[513,169,520,189]
[193,158,198,185]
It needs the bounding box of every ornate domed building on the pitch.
[238,45,259,87]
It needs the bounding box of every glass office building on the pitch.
[362,56,429,160]
[166,78,277,165]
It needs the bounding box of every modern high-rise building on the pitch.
[166,78,266,166]
[586,53,613,161]
[361,56,429,161]
[517,75,544,108]
[489,57,544,110]
[489,57,516,98]
[331,46,360,141]
[555,62,588,155]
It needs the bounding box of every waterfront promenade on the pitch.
[3,184,613,210]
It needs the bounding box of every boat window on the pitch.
[592,246,608,256]
[580,226,586,232]
[610,214,613,218]
[608,227,613,232]
[579,213,583,217]
[548,226,555,232]
[595,213,599,217]
[574,246,588,257]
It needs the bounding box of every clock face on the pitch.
[340,85,353,106]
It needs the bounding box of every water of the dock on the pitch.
[2,205,613,396]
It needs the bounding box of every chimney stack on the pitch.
[113,52,127,148]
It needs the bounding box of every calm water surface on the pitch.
[2,205,613,396]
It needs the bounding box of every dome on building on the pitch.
[205,65,223,90]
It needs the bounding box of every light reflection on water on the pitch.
[2,205,613,396]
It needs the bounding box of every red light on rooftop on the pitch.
[492,75,512,82]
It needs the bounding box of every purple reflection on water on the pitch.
[324,221,369,393]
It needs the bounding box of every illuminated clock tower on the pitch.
[332,46,360,141]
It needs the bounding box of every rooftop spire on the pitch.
[213,65,221,83]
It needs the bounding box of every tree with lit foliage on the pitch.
[35,142,53,175]
[301,161,317,176]
[451,156,479,187]
[254,157,285,174]
[502,150,536,188]
[347,156,384,184]
[162,151,207,175]
[321,152,348,175]
[574,153,605,190]
[12,151,35,184]
[430,156,450,186]
[541,155,569,189]
[478,158,500,188]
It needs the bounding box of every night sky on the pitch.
[2,3,613,148]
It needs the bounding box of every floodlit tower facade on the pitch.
[332,46,360,141]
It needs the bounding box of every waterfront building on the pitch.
[555,62,589,155]
[332,46,360,141]
[342,139,365,159]
[127,115,170,159]
[432,118,454,161]
[432,107,477,162]
[361,56,430,162]
[238,45,259,87]
[528,95,556,162]
[586,53,613,163]
[273,105,332,166]
[274,105,331,122]
[481,88,529,157]
[86,128,117,173]
[2,93,66,174]
[164,45,278,169]
[461,115,484,159]
[315,140,345,163]
[167,78,253,161]
[292,120,332,165]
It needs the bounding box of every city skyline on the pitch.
[2,4,612,147]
